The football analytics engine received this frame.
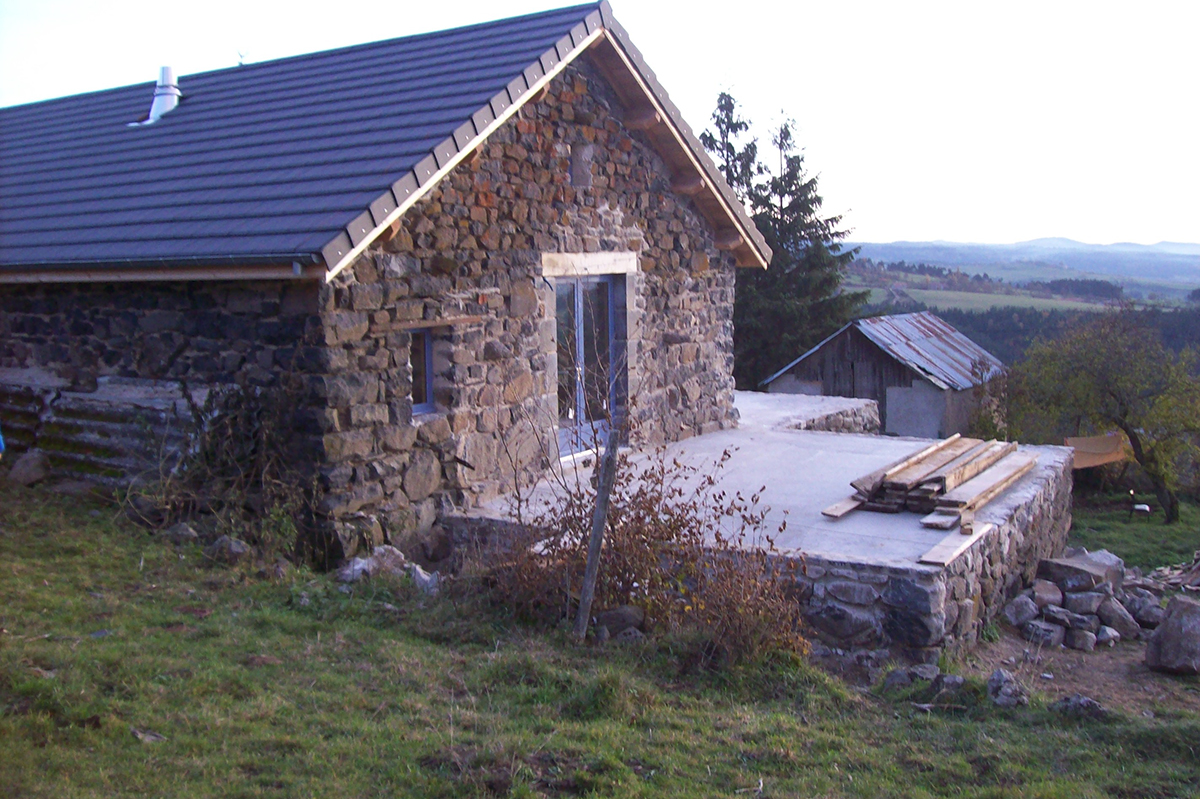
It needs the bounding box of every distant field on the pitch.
[904,289,1108,312]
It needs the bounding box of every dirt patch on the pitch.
[960,628,1200,716]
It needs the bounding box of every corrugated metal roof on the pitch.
[0,2,769,277]
[855,311,1003,390]
[760,311,1004,390]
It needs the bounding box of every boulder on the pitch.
[908,663,940,682]
[1145,595,1200,675]
[1030,579,1063,609]
[595,605,645,636]
[1064,629,1097,652]
[204,535,251,564]
[1097,596,1142,640]
[409,563,440,595]
[1136,605,1167,630]
[335,545,409,583]
[1037,550,1124,593]
[1002,595,1040,628]
[1096,626,1121,646]
[1122,592,1166,629]
[1063,591,1106,615]
[613,627,646,645]
[1049,694,1108,719]
[1023,619,1065,648]
[8,450,49,487]
[163,522,199,545]
[1043,605,1100,632]
[882,669,911,692]
[987,668,1028,708]
[931,673,966,695]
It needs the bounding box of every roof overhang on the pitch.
[0,254,324,283]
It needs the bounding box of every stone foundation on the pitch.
[790,403,880,434]
[796,445,1073,658]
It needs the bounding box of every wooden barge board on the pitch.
[921,440,1017,493]
[937,452,1038,510]
[850,434,962,496]
[918,523,997,567]
[883,436,983,490]
[920,509,961,530]
[821,496,863,519]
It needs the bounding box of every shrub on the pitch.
[123,380,322,563]
[470,448,808,665]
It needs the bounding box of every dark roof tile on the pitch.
[0,2,770,274]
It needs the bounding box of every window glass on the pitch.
[411,330,433,412]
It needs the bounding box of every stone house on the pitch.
[0,3,770,555]
[760,312,1003,438]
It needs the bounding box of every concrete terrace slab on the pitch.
[461,391,1074,653]
[474,392,1069,572]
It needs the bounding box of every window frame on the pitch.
[410,328,436,415]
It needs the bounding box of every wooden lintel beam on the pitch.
[714,230,743,251]
[624,107,661,131]
[670,173,705,196]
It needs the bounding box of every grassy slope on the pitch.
[2,483,1199,798]
[1068,496,1200,570]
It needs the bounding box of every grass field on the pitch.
[3,482,1200,798]
[903,289,1108,313]
[1068,494,1200,570]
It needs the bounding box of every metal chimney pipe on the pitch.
[129,67,181,126]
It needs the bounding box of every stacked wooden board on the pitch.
[823,433,1038,537]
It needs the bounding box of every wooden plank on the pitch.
[918,523,997,567]
[920,509,961,530]
[862,500,904,514]
[850,434,962,497]
[923,440,1018,493]
[937,452,1038,510]
[884,437,983,490]
[822,496,863,519]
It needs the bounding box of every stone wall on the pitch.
[0,282,327,484]
[797,445,1074,659]
[308,58,739,551]
[790,403,880,434]
[0,281,322,390]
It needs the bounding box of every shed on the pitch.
[760,311,1003,438]
[0,2,770,556]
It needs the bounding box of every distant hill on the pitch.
[851,239,1200,286]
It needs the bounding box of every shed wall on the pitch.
[767,326,915,430]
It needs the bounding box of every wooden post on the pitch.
[573,427,621,640]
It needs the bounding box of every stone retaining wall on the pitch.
[790,403,880,434]
[797,445,1073,659]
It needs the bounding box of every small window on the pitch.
[410,329,435,414]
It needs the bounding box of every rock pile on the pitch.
[1002,548,1162,652]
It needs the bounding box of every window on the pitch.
[410,329,435,414]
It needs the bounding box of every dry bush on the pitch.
[471,448,807,665]
[124,379,322,563]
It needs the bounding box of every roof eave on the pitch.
[0,254,325,283]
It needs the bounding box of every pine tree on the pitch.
[702,94,866,388]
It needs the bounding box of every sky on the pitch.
[2,0,1197,246]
